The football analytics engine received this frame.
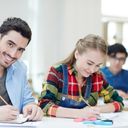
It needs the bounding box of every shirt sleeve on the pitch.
[38,66,60,116]
[99,77,124,112]
[22,64,35,109]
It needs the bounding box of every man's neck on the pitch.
[0,66,5,78]
[108,67,121,75]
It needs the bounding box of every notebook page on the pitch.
[0,114,28,124]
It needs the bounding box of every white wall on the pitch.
[102,0,128,70]
[31,0,102,92]
[0,0,101,93]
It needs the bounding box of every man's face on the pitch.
[0,30,29,68]
[108,53,126,74]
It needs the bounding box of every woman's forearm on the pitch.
[56,107,83,118]
[56,106,100,118]
[97,103,115,113]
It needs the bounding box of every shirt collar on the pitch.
[6,62,17,80]
[68,65,78,76]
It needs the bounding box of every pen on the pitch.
[0,95,8,105]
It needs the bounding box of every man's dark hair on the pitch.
[0,17,32,44]
[108,43,128,58]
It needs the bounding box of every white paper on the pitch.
[0,114,28,124]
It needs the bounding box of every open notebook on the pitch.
[0,114,29,124]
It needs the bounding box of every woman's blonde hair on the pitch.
[58,34,107,65]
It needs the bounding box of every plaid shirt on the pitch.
[38,64,124,117]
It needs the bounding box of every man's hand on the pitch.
[23,103,43,121]
[0,105,19,121]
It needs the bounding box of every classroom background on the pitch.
[0,0,128,95]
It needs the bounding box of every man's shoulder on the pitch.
[101,66,108,70]
[122,69,128,74]
[100,66,108,72]
[12,60,27,72]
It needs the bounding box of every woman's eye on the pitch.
[87,63,92,65]
[96,65,100,68]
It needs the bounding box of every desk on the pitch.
[1,100,128,128]
[41,112,128,128]
[1,111,127,128]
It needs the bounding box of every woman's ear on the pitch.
[74,50,79,59]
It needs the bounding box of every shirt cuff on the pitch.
[113,101,120,112]
[48,105,59,117]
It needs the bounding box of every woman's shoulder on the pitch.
[50,64,64,73]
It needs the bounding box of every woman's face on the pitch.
[75,48,106,77]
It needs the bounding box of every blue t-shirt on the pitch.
[101,67,128,93]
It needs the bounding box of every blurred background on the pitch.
[0,0,128,95]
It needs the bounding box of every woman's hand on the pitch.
[81,106,100,118]
[23,103,43,121]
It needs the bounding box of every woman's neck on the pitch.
[76,74,86,87]
[74,63,85,86]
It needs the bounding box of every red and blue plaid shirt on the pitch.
[39,64,124,116]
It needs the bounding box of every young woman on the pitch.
[39,34,124,118]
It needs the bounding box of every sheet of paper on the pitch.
[0,114,43,127]
[100,112,120,119]
[0,114,28,124]
[0,121,42,127]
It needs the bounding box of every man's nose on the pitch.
[9,49,19,58]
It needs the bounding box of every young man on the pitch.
[101,43,128,99]
[0,17,43,121]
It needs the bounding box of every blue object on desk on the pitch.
[83,119,113,126]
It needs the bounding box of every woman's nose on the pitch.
[90,65,98,73]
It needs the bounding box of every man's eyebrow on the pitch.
[8,40,16,45]
[8,40,26,51]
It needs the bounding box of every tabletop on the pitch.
[0,111,128,128]
[0,99,128,128]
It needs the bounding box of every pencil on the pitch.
[80,96,91,107]
[0,95,8,105]
[78,85,91,107]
